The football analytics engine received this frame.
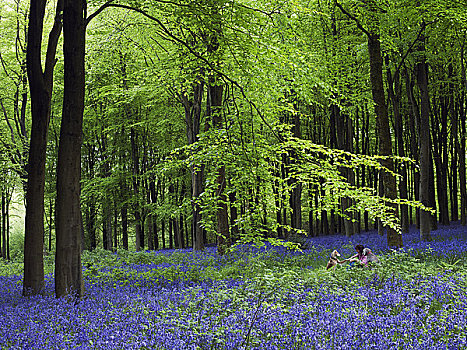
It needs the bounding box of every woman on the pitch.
[347,244,369,267]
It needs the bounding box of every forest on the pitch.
[0,0,467,348]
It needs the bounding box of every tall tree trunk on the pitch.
[229,191,239,241]
[334,106,353,236]
[149,177,158,250]
[1,191,6,259]
[130,127,143,251]
[367,33,402,247]
[121,205,128,250]
[415,33,432,241]
[181,82,204,251]
[459,46,467,225]
[54,0,86,298]
[289,99,302,232]
[449,64,458,222]
[387,60,409,233]
[405,68,421,228]
[209,82,230,255]
[23,0,63,296]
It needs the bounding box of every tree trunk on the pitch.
[181,81,205,251]
[130,127,143,251]
[149,177,158,250]
[209,82,230,255]
[416,43,432,240]
[367,33,402,247]
[387,61,409,233]
[459,46,467,225]
[23,0,63,296]
[290,102,302,232]
[1,192,6,259]
[54,0,85,298]
[405,68,421,228]
[229,191,239,241]
[121,205,128,250]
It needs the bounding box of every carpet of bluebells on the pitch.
[1,224,467,349]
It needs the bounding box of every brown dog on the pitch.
[326,250,344,270]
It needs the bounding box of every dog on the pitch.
[326,250,344,270]
[363,248,380,264]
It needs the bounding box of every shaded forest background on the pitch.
[0,0,466,286]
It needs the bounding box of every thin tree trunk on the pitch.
[181,82,205,251]
[209,81,230,255]
[387,60,409,233]
[1,192,6,259]
[405,68,421,228]
[459,46,467,225]
[130,127,142,251]
[416,38,432,240]
[121,205,128,250]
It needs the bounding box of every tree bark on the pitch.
[387,61,409,233]
[459,46,467,225]
[54,0,86,298]
[416,43,432,241]
[289,100,302,232]
[181,82,205,251]
[130,127,143,251]
[367,33,402,247]
[405,69,421,228]
[23,0,63,296]
[209,82,230,255]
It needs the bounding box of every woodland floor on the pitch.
[1,224,467,349]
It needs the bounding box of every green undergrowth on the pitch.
[76,247,467,296]
[1,245,466,295]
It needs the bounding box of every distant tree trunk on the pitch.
[449,64,458,222]
[429,149,437,230]
[431,94,449,225]
[168,218,173,249]
[229,191,239,241]
[147,215,154,251]
[121,205,128,250]
[1,192,6,259]
[149,177,158,250]
[180,80,205,251]
[367,32,402,247]
[54,0,86,298]
[459,46,467,225]
[387,60,409,233]
[130,127,143,251]
[415,32,432,241]
[334,105,353,236]
[405,68,421,228]
[208,81,230,255]
[23,0,63,296]
[161,220,166,249]
[289,99,302,232]
[84,144,97,250]
[169,183,182,248]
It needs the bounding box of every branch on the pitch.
[86,0,115,26]
[392,20,436,80]
[335,0,371,38]
[44,0,64,90]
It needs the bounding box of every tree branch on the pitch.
[392,20,436,80]
[335,0,371,38]
[86,0,115,26]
